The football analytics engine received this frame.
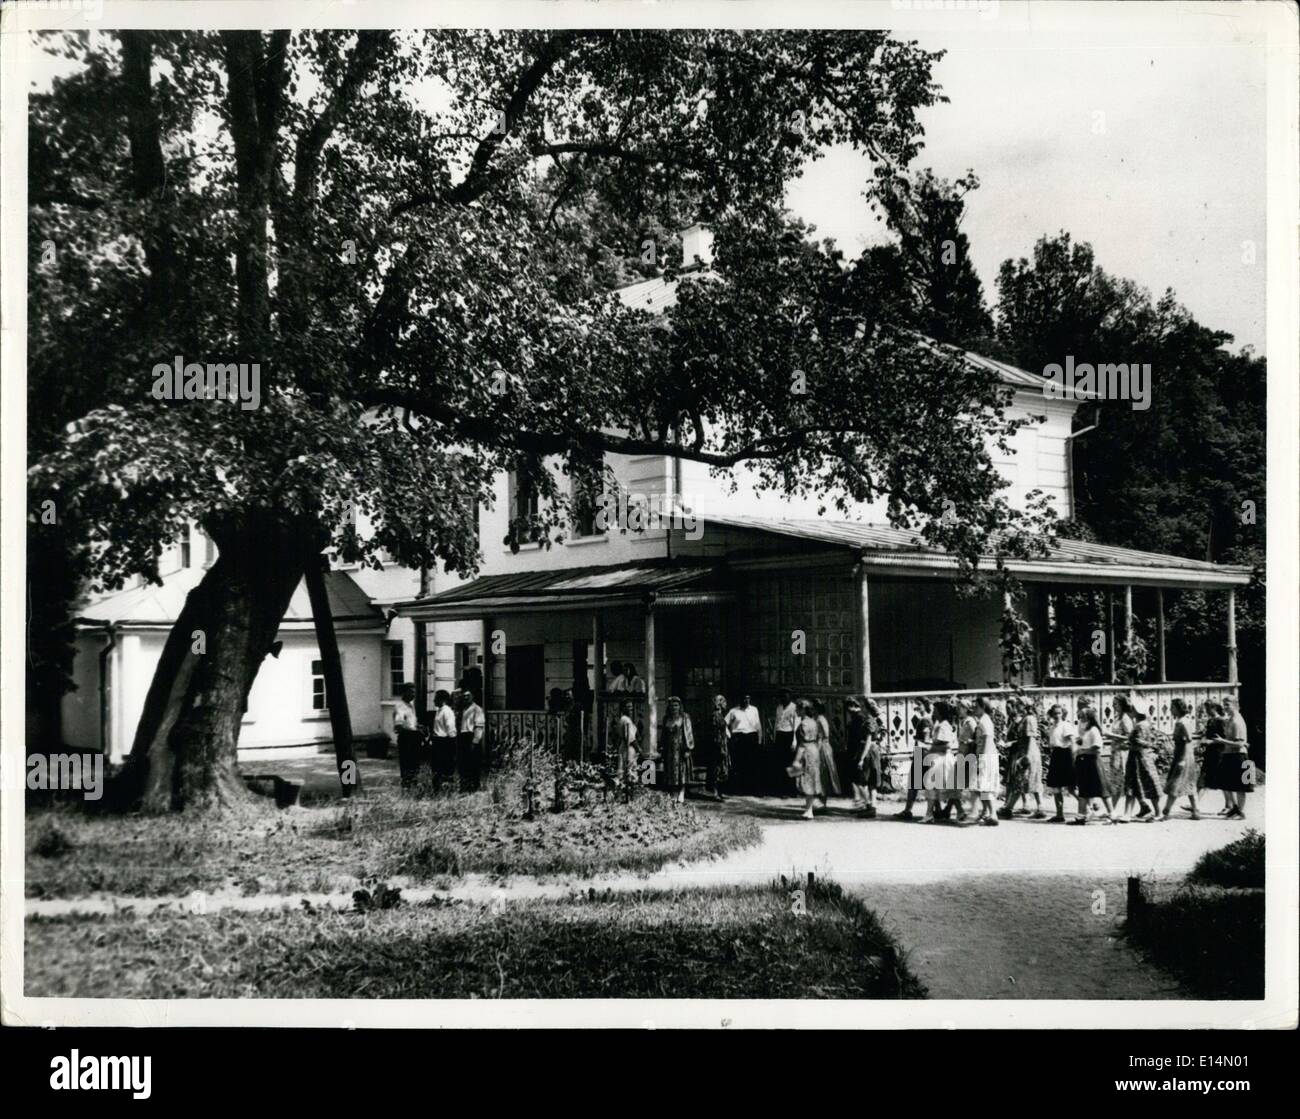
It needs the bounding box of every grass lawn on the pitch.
[25,758,760,899]
[25,878,926,999]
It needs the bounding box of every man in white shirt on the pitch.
[772,689,798,793]
[457,687,486,792]
[726,693,763,793]
[392,684,423,790]
[431,688,458,792]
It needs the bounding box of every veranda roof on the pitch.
[397,560,736,620]
[700,513,1254,590]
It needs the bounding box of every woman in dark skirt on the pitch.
[1044,704,1078,821]
[1069,707,1119,824]
[848,697,882,816]
[1198,700,1229,815]
[1215,698,1253,819]
[1121,704,1162,821]
[1157,697,1200,821]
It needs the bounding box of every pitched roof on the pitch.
[75,568,384,629]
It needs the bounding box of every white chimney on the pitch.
[680,222,714,270]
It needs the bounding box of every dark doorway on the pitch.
[504,643,546,710]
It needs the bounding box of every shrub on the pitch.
[32,819,73,858]
[1188,829,1264,889]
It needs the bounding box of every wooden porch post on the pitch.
[592,610,605,757]
[1226,588,1238,685]
[853,558,872,695]
[1123,585,1133,647]
[1105,589,1116,683]
[304,558,359,797]
[1035,588,1052,683]
[644,595,658,758]
[1156,588,1167,682]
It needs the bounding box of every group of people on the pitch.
[612,687,1253,826]
[391,683,485,793]
[891,693,1253,825]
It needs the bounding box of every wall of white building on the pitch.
[63,627,389,762]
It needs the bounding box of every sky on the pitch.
[785,17,1269,355]
[22,8,1269,355]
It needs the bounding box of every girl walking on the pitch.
[1043,704,1078,822]
[1001,698,1045,819]
[1120,700,1162,822]
[1157,697,1200,821]
[972,696,1001,825]
[813,699,842,806]
[790,700,823,819]
[1069,707,1119,824]
[923,700,959,823]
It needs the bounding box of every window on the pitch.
[570,455,606,538]
[508,468,541,544]
[310,658,329,712]
[202,531,217,567]
[179,526,192,569]
[384,640,405,698]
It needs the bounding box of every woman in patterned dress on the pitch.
[790,700,823,819]
[1000,698,1045,819]
[813,698,842,805]
[1157,697,1200,821]
[660,696,695,804]
[706,693,731,801]
[1120,702,1162,821]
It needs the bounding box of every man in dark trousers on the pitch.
[393,683,424,790]
[457,686,486,792]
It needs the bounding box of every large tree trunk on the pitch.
[127,512,324,813]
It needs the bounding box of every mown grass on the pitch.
[25,877,926,999]
[1127,831,1265,1000]
[25,761,759,900]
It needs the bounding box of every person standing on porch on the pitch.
[1069,707,1118,824]
[661,696,695,804]
[972,697,1000,825]
[1216,698,1252,820]
[706,693,731,800]
[1044,704,1078,822]
[773,690,799,792]
[430,688,458,792]
[726,693,762,793]
[457,687,485,792]
[1157,697,1201,821]
[790,699,823,819]
[614,698,640,779]
[393,684,424,791]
